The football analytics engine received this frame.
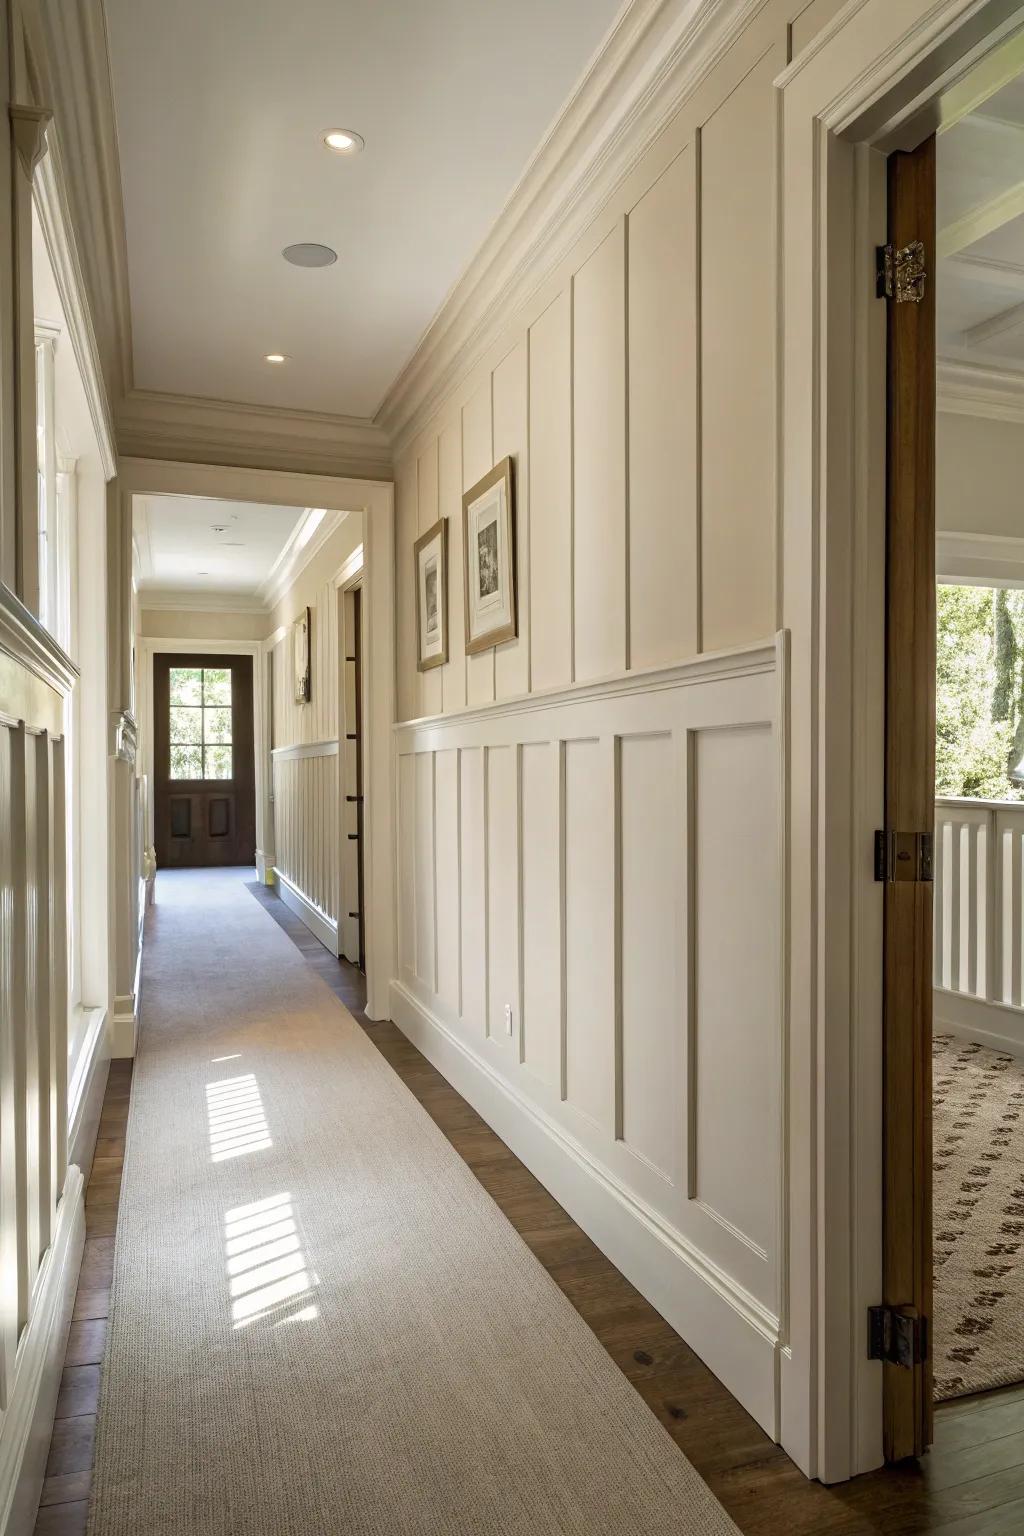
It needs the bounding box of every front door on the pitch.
[154,654,256,869]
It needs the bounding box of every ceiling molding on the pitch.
[30,0,134,406]
[962,297,1024,349]
[938,530,1024,588]
[257,508,347,611]
[938,357,1024,423]
[116,389,393,482]
[938,173,1024,260]
[374,0,766,457]
[946,251,1024,294]
[138,588,269,614]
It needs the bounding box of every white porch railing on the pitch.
[934,796,1024,1010]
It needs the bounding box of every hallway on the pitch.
[74,869,737,1535]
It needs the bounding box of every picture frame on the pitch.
[293,606,311,703]
[414,517,449,672]
[462,456,516,655]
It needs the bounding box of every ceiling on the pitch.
[104,0,623,420]
[135,496,306,597]
[938,71,1024,370]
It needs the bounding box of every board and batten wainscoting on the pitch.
[391,633,788,1437]
[0,587,87,1530]
[271,739,340,948]
[934,795,1024,1058]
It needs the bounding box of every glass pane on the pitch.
[169,706,202,746]
[203,668,232,707]
[170,745,202,780]
[169,667,203,707]
[204,706,232,745]
[204,744,233,780]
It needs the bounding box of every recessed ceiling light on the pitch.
[322,128,364,155]
[282,243,337,268]
[264,352,289,364]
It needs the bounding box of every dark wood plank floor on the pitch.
[35,875,1024,1533]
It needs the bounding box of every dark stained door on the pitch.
[154,654,256,869]
[881,136,935,1462]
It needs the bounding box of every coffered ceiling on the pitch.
[938,67,1024,372]
[103,0,623,421]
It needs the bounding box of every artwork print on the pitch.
[462,457,516,655]
[415,518,448,672]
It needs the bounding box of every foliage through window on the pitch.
[937,584,1024,802]
[169,667,233,780]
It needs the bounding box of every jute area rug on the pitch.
[934,1032,1024,1401]
[88,868,739,1535]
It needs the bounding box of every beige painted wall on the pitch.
[937,412,1024,538]
[139,606,269,642]
[392,0,848,722]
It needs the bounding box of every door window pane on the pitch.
[169,666,235,780]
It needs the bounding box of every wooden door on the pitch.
[154,654,256,869]
[881,136,936,1461]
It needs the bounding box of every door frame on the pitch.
[336,550,366,970]
[778,0,1024,1484]
[141,638,266,869]
[122,459,395,1025]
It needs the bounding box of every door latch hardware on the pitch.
[874,829,933,883]
[877,240,926,303]
[868,1305,927,1368]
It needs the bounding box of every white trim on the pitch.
[935,987,1024,1058]
[937,530,1024,585]
[333,544,365,591]
[138,589,269,615]
[0,1167,85,1536]
[396,638,780,736]
[67,1005,109,1173]
[271,738,339,761]
[32,136,117,482]
[0,585,78,699]
[376,0,767,454]
[257,508,346,609]
[274,867,339,953]
[938,356,1024,422]
[390,980,781,1430]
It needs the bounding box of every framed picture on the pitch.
[414,517,449,671]
[462,456,516,655]
[293,607,311,703]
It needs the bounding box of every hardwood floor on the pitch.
[34,874,1024,1533]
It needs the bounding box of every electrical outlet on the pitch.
[504,1003,513,1036]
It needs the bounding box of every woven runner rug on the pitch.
[934,1032,1024,1401]
[87,867,739,1535]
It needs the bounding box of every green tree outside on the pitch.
[937,583,1024,802]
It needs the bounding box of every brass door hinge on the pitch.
[869,1305,927,1368]
[877,240,926,303]
[874,830,933,882]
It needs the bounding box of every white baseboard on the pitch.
[0,1167,85,1536]
[68,1006,110,1177]
[255,849,275,885]
[389,979,780,1438]
[111,992,138,1059]
[935,987,1024,1058]
[274,869,338,954]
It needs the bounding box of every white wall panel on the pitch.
[692,723,778,1267]
[528,293,572,692]
[564,737,614,1128]
[628,150,698,668]
[459,747,486,1034]
[414,751,436,991]
[398,751,416,974]
[486,745,519,1053]
[493,343,530,701]
[520,742,561,1090]
[573,226,627,682]
[434,749,461,1014]
[439,421,467,713]
[619,732,681,1185]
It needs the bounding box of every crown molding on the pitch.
[116,389,393,482]
[30,0,134,406]
[374,0,766,456]
[938,357,1024,424]
[138,588,269,615]
[937,530,1024,587]
[257,508,347,611]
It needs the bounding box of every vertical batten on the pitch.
[493,342,529,701]
[34,732,54,1257]
[528,294,572,692]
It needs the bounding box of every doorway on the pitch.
[153,653,256,868]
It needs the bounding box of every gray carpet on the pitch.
[88,867,738,1535]
[934,1033,1024,1402]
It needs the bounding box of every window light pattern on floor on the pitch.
[224,1193,318,1328]
[205,1073,272,1162]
